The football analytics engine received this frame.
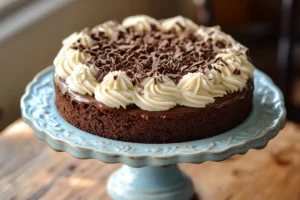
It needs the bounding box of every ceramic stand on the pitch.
[21,66,286,200]
[107,165,193,200]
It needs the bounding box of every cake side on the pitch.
[55,78,253,143]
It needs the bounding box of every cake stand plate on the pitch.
[21,66,286,200]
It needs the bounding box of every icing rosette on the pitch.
[196,26,236,48]
[177,73,215,107]
[54,30,94,80]
[134,76,180,111]
[94,71,134,109]
[122,15,160,32]
[213,50,254,93]
[54,48,91,80]
[95,21,126,37]
[161,16,198,33]
[62,31,95,47]
[206,69,227,97]
[66,64,98,96]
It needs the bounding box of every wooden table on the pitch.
[0,120,299,200]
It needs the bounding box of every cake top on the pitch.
[54,15,254,111]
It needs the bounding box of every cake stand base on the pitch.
[107,164,194,200]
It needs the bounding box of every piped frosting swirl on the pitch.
[212,50,254,93]
[177,73,215,107]
[63,31,95,47]
[94,71,134,109]
[66,64,98,96]
[122,15,160,32]
[54,48,91,80]
[134,76,180,111]
[95,21,126,37]
[161,16,198,33]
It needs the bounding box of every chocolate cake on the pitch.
[53,15,254,143]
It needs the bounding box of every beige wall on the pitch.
[0,0,197,130]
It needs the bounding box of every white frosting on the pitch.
[196,26,236,47]
[53,46,69,63]
[66,64,98,96]
[212,50,254,93]
[54,30,94,80]
[94,71,134,109]
[96,21,125,37]
[134,76,180,111]
[122,15,160,32]
[206,69,227,97]
[177,73,215,107]
[161,16,198,33]
[54,47,91,80]
[62,31,95,47]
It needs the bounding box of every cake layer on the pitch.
[55,80,253,143]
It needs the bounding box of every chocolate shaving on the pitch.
[97,71,108,82]
[191,61,205,67]
[214,68,221,73]
[91,34,100,41]
[71,46,78,50]
[208,31,214,35]
[168,74,182,83]
[214,57,221,63]
[126,69,133,77]
[233,69,241,75]
[176,22,185,30]
[245,49,252,62]
[216,40,226,49]
[219,59,228,66]
[89,51,97,56]
[70,24,252,84]
[78,44,86,50]
[158,75,163,83]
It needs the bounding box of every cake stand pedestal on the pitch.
[21,66,286,200]
[108,165,193,200]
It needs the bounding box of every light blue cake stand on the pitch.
[21,66,286,200]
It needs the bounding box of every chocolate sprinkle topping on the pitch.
[215,68,221,73]
[73,26,251,84]
[233,69,241,75]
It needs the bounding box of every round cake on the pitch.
[53,15,254,143]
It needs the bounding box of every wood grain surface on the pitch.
[0,120,299,200]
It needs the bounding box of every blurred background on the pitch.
[0,0,299,130]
